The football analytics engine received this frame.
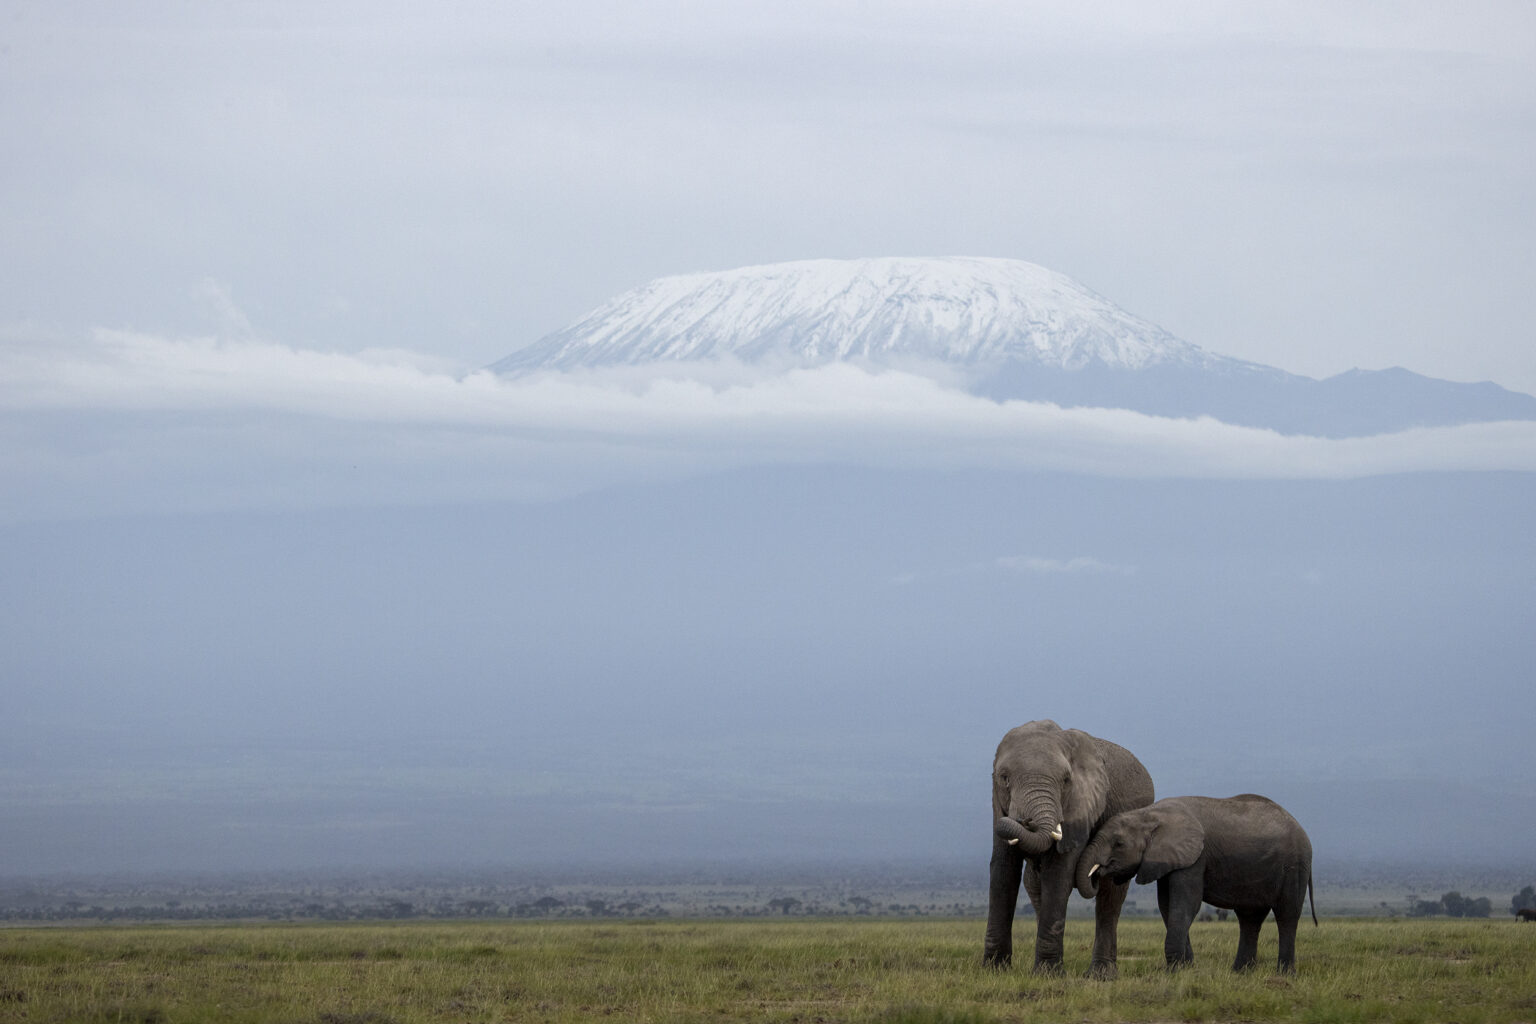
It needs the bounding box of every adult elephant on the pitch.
[984,720,1154,977]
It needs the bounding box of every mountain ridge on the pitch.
[493,257,1536,438]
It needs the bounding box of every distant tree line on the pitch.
[0,893,980,923]
[1406,891,1496,918]
[12,877,1530,923]
[0,898,668,923]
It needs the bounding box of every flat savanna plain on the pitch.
[2,916,1534,1024]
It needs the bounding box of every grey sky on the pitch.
[4,1,1534,392]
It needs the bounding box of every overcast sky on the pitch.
[4,1,1534,392]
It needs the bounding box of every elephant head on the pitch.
[1076,803,1206,899]
[992,720,1112,858]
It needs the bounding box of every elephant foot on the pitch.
[1031,958,1065,976]
[982,953,1011,970]
[1230,959,1258,973]
[1086,959,1118,981]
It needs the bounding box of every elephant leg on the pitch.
[1159,872,1200,969]
[1031,859,1074,974]
[1274,908,1300,973]
[1087,876,1130,980]
[983,836,1024,967]
[1022,859,1043,914]
[1232,908,1267,971]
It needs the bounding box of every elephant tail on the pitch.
[1308,874,1318,927]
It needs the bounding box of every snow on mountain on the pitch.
[493,257,1242,374]
[492,257,1536,438]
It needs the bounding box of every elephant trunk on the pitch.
[994,816,1055,855]
[1075,839,1105,899]
[995,786,1063,856]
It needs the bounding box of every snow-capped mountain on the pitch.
[493,257,1536,437]
[495,257,1249,374]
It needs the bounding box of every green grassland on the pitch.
[2,916,1534,1024]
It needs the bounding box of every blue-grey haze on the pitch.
[5,467,1533,876]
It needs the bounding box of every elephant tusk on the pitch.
[1050,826,1063,841]
[1007,838,1019,846]
[1089,864,1101,880]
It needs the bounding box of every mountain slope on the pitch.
[493,257,1536,438]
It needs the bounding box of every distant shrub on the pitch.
[1441,892,1492,918]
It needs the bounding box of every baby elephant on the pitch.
[1077,794,1316,972]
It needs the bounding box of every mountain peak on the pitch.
[493,256,1225,374]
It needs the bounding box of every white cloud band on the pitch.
[3,328,1535,520]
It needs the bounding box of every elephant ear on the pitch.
[1136,808,1205,885]
[1060,730,1110,847]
